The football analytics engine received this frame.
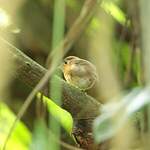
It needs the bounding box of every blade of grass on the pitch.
[48,1,65,150]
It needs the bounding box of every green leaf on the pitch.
[0,102,31,150]
[30,119,48,150]
[37,93,73,134]
[101,1,130,26]
[93,88,150,143]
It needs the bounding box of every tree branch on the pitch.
[1,37,101,119]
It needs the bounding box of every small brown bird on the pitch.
[62,56,98,90]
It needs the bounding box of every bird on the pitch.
[62,56,98,90]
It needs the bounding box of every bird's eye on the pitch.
[64,60,68,64]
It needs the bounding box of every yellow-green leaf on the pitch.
[0,102,31,150]
[101,1,130,26]
[37,93,73,134]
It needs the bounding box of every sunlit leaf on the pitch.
[37,93,73,134]
[93,110,127,143]
[93,87,150,143]
[0,102,31,150]
[101,1,130,26]
[126,88,150,115]
[0,8,11,28]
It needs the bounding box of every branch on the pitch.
[1,37,101,118]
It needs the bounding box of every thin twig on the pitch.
[47,127,83,150]
[60,141,83,150]
[46,0,100,65]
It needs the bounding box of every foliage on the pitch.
[101,0,130,26]
[93,87,150,143]
[37,93,73,135]
[0,0,150,149]
[0,102,31,150]
[30,119,48,150]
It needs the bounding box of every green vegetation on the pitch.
[0,0,150,149]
